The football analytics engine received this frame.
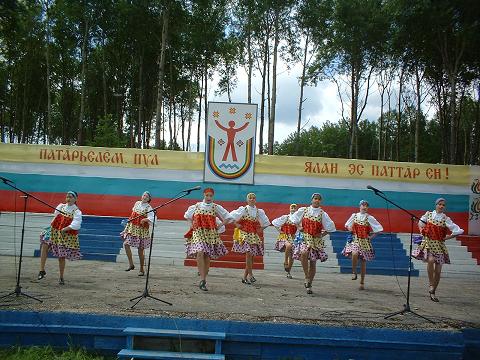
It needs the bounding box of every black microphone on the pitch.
[367,185,384,194]
[182,186,201,193]
[0,176,13,184]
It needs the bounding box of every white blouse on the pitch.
[419,210,464,236]
[184,202,232,223]
[345,212,383,233]
[230,205,270,228]
[53,203,82,230]
[289,206,336,233]
[132,201,155,223]
[272,214,291,228]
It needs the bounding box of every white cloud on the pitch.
[181,51,433,152]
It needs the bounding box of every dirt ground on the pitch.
[0,255,479,331]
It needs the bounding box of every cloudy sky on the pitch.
[187,56,410,152]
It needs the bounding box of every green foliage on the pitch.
[0,0,478,163]
[275,122,349,158]
[86,115,127,148]
[0,346,112,360]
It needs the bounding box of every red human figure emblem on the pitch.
[215,119,249,162]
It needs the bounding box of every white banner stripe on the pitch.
[253,174,468,195]
[1,161,468,195]
[0,162,201,182]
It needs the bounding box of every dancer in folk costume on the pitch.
[231,193,271,284]
[272,203,299,279]
[342,200,383,290]
[290,193,336,294]
[120,191,155,276]
[412,198,463,302]
[184,188,232,291]
[38,191,82,285]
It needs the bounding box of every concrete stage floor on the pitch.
[0,255,479,331]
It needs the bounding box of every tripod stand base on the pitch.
[129,289,172,309]
[384,303,434,323]
[0,285,43,303]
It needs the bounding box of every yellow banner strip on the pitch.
[0,143,472,185]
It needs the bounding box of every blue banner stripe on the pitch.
[0,172,468,212]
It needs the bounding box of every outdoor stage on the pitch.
[1,255,479,329]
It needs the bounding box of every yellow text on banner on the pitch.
[254,155,470,186]
[0,144,472,186]
[0,143,204,170]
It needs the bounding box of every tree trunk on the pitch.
[269,16,279,149]
[168,54,174,148]
[414,65,421,162]
[168,99,172,147]
[259,36,268,154]
[384,86,393,160]
[196,73,204,152]
[247,31,252,104]
[348,63,357,159]
[378,88,384,160]
[449,77,458,164]
[296,33,309,154]
[186,70,194,151]
[203,64,208,151]
[162,101,167,147]
[377,69,390,161]
[137,54,144,148]
[181,102,185,150]
[173,97,177,147]
[45,0,52,143]
[77,17,89,145]
[102,38,107,118]
[21,67,28,143]
[267,43,271,145]
[354,74,360,159]
[396,67,404,161]
[155,9,169,149]
[60,77,66,144]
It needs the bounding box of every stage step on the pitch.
[117,349,224,359]
[124,328,226,340]
[331,231,418,276]
[458,235,480,265]
[119,327,225,360]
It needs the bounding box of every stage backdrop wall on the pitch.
[0,143,479,235]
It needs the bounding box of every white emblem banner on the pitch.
[204,102,258,184]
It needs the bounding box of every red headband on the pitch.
[204,188,214,195]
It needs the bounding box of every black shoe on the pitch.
[242,278,251,285]
[250,276,257,283]
[59,278,65,285]
[307,287,313,294]
[199,280,208,291]
[125,265,135,271]
[38,271,46,280]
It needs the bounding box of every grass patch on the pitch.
[0,346,114,360]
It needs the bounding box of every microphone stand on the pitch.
[367,187,434,323]
[0,179,66,304]
[128,190,196,309]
